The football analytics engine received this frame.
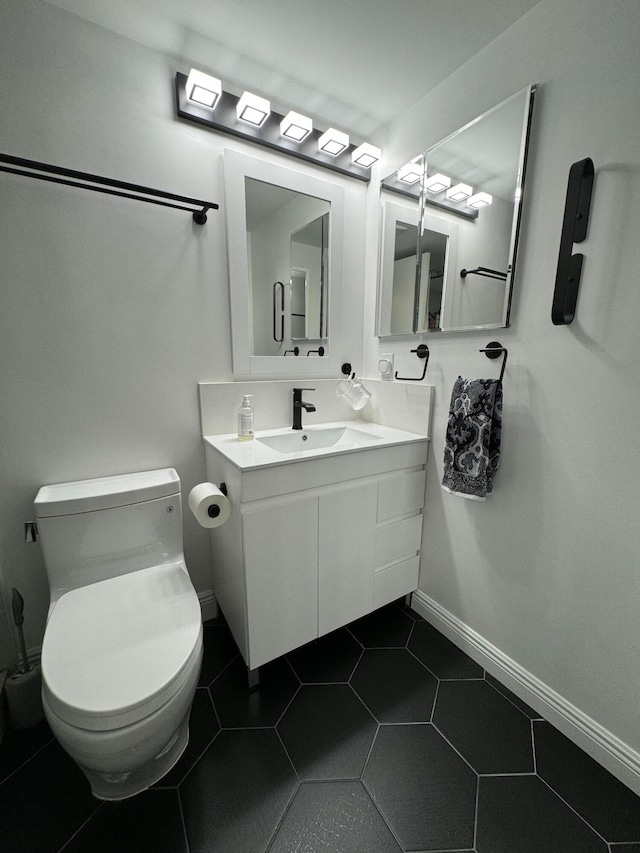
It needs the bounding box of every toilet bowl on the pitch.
[35,468,203,800]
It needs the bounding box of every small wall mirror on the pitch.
[377,83,536,336]
[224,150,344,376]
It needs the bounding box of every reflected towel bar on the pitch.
[461,267,507,281]
[0,152,218,224]
[480,341,508,382]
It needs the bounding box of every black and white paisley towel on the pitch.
[441,377,503,500]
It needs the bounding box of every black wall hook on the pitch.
[395,344,430,381]
[552,157,594,325]
[480,341,508,382]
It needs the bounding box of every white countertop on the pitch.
[204,420,429,472]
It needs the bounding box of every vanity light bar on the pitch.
[467,191,493,208]
[424,173,451,194]
[280,111,313,142]
[398,161,422,184]
[318,128,350,157]
[175,71,380,182]
[185,69,222,110]
[351,143,381,168]
[446,182,473,202]
[236,91,271,127]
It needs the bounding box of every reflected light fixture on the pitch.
[318,128,349,157]
[185,69,222,109]
[468,191,493,208]
[351,143,381,169]
[424,173,451,194]
[398,161,422,184]
[446,182,473,202]
[280,110,313,142]
[236,91,271,127]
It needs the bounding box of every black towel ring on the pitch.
[479,341,508,382]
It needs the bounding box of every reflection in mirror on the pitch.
[245,178,330,355]
[378,83,536,335]
[377,199,457,336]
[224,149,345,377]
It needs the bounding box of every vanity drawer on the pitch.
[374,556,420,609]
[377,469,426,523]
[375,514,423,569]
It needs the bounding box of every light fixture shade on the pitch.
[446,182,473,202]
[185,69,222,109]
[280,111,313,142]
[318,128,349,157]
[351,143,381,168]
[468,191,493,208]
[236,91,271,127]
[424,173,451,194]
[397,161,422,184]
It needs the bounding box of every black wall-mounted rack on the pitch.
[461,266,507,281]
[395,344,430,381]
[480,341,508,382]
[552,157,594,325]
[0,152,218,224]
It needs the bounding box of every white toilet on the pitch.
[35,468,204,801]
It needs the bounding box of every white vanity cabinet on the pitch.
[204,435,427,671]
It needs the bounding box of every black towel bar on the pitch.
[480,341,508,382]
[461,267,508,281]
[0,152,218,224]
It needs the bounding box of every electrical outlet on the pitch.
[378,353,394,380]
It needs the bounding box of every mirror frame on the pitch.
[223,149,345,376]
[377,83,536,336]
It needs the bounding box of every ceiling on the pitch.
[44,0,541,139]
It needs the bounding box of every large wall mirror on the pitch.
[377,83,536,336]
[224,150,344,376]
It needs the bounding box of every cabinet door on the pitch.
[318,481,377,636]
[242,496,318,669]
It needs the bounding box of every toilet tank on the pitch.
[34,469,186,603]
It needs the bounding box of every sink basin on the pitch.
[257,425,381,454]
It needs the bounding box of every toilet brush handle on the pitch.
[11,588,30,674]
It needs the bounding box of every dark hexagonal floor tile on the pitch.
[277,684,377,780]
[476,775,608,852]
[287,627,363,683]
[63,789,188,853]
[268,780,402,852]
[433,679,534,774]
[534,720,640,843]
[348,602,414,648]
[350,648,437,723]
[486,671,542,718]
[155,687,220,787]
[180,728,297,853]
[408,620,484,679]
[363,723,477,851]
[210,653,299,728]
[1,739,99,853]
[198,620,240,686]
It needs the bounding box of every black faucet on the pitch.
[292,388,316,430]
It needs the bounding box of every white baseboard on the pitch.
[198,589,219,623]
[411,589,640,797]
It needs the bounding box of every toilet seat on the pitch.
[42,562,202,732]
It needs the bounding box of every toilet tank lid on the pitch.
[34,468,180,517]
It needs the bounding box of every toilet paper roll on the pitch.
[188,483,231,529]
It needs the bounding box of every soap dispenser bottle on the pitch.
[237,395,254,441]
